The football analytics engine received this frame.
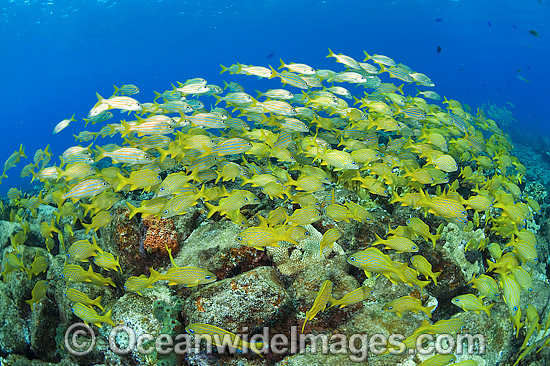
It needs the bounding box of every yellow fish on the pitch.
[319,227,341,254]
[65,288,104,311]
[302,280,332,333]
[371,234,419,253]
[25,280,49,310]
[124,268,162,295]
[237,225,297,250]
[92,251,122,272]
[25,252,49,279]
[410,255,441,285]
[451,294,494,316]
[328,286,373,309]
[383,296,435,318]
[67,237,103,262]
[71,303,116,328]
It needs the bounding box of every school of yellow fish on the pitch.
[1,48,548,364]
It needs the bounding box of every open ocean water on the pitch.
[0,0,548,193]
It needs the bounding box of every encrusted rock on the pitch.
[183,266,292,333]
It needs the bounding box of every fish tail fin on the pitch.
[165,243,177,267]
[363,50,371,61]
[113,84,120,95]
[220,64,229,74]
[205,202,218,219]
[397,84,404,95]
[54,167,64,182]
[424,305,436,318]
[417,189,432,208]
[30,169,39,183]
[126,201,140,220]
[82,222,92,235]
[18,143,27,159]
[394,263,410,284]
[95,145,106,161]
[278,58,286,70]
[193,184,208,202]
[157,146,171,163]
[50,218,61,234]
[103,309,116,326]
[93,295,104,311]
[485,303,495,316]
[327,48,335,58]
[281,224,298,245]
[25,267,33,280]
[149,267,164,282]
[268,65,277,79]
[186,167,201,184]
[25,298,34,310]
[429,234,440,249]
[115,172,128,192]
[213,94,222,106]
[70,113,76,122]
[120,119,131,138]
[372,233,383,245]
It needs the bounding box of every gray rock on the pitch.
[0,281,29,354]
[183,266,292,333]
[0,220,22,251]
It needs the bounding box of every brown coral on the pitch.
[142,216,179,255]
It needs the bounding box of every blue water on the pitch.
[0,0,548,192]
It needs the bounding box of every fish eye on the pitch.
[159,187,165,192]
[205,275,212,279]
[406,219,410,224]
[102,182,107,186]
[528,288,533,292]
[454,299,460,302]
[254,197,258,201]
[276,180,281,184]
[237,236,242,241]
[323,209,327,214]
[461,211,466,215]
[350,257,356,262]
[305,231,310,236]
[514,306,518,312]
[244,197,248,201]
[388,306,393,310]
[163,210,169,215]
[188,328,195,334]
[412,246,418,251]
